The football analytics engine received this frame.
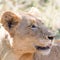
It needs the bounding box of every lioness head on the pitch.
[1,11,55,56]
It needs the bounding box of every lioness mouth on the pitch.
[35,46,50,50]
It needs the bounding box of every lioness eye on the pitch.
[31,25,36,28]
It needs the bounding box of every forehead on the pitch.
[21,14,54,35]
[18,14,36,27]
[20,14,43,26]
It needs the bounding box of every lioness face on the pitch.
[1,11,55,55]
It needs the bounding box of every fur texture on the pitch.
[1,11,55,60]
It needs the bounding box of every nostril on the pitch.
[48,36,54,40]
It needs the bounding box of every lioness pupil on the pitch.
[31,25,36,28]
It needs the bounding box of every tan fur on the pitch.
[1,11,55,60]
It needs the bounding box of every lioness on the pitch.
[1,11,55,60]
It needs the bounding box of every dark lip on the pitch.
[35,46,50,50]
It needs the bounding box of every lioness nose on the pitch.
[48,36,54,40]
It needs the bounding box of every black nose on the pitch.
[48,36,54,40]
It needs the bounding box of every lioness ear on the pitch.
[1,11,20,36]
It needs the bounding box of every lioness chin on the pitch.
[1,11,55,60]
